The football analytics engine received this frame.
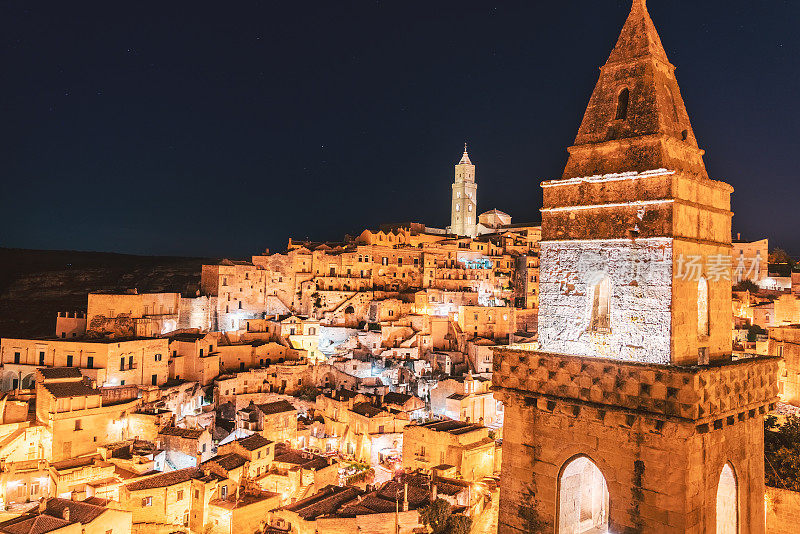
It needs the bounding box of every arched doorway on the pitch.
[558,456,609,533]
[20,373,35,389]
[716,463,737,534]
[1,371,18,391]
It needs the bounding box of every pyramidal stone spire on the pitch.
[459,143,472,165]
[562,0,708,179]
[607,0,669,65]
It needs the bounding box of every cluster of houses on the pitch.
[0,221,797,533]
[0,218,529,533]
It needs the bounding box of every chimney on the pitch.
[403,482,409,512]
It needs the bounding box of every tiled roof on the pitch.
[51,454,103,471]
[209,453,247,471]
[255,400,296,415]
[44,499,106,525]
[273,449,328,469]
[209,491,279,510]
[350,402,383,418]
[170,333,207,342]
[382,392,412,405]
[0,515,70,534]
[376,477,431,508]
[282,485,362,520]
[0,498,111,534]
[158,426,205,439]
[39,368,83,380]
[415,420,484,435]
[285,475,435,520]
[433,476,470,496]
[124,467,200,491]
[42,381,97,399]
[328,389,360,401]
[237,433,272,451]
[81,497,110,506]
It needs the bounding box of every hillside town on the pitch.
[0,1,798,534]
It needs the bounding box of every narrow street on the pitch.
[471,492,498,534]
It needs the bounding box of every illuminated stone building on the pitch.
[402,420,495,481]
[201,259,270,332]
[731,236,768,284]
[0,498,133,534]
[0,336,170,390]
[449,145,478,238]
[769,325,800,406]
[34,368,139,462]
[86,291,181,336]
[212,209,541,326]
[493,1,778,532]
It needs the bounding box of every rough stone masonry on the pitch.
[493,1,779,532]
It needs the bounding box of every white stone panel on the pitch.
[538,238,672,364]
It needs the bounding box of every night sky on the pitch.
[2,1,798,258]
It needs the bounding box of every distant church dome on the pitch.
[479,209,512,229]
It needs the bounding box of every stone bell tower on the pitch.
[449,144,477,238]
[493,1,779,533]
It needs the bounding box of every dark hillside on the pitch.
[0,248,219,338]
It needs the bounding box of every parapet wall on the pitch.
[492,348,779,423]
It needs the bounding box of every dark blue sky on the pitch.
[2,1,797,258]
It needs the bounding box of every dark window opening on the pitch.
[615,88,629,120]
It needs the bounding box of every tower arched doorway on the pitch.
[558,455,609,534]
[716,463,738,534]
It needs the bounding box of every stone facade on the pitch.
[493,1,779,533]
[449,146,478,238]
[769,325,800,405]
[538,238,672,364]
[493,349,778,533]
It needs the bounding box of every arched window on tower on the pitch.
[615,88,629,120]
[698,276,709,337]
[716,463,738,534]
[558,456,609,533]
[590,278,611,333]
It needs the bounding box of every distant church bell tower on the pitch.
[449,144,477,238]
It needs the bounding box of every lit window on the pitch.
[698,276,709,337]
[590,278,611,333]
[716,463,738,534]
